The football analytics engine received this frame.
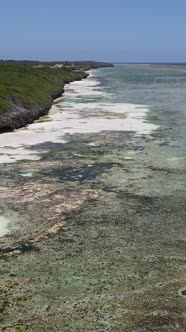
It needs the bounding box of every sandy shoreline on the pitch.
[0,71,158,164]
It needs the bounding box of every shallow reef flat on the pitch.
[0,126,185,331]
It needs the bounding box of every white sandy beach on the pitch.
[0,71,158,164]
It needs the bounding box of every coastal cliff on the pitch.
[0,61,113,133]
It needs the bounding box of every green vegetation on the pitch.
[0,60,113,132]
[0,61,87,114]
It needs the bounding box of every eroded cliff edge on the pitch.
[0,61,113,133]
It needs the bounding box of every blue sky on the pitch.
[0,0,186,62]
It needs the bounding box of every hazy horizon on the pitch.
[1,60,186,65]
[1,0,186,62]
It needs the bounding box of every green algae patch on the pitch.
[2,325,28,332]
